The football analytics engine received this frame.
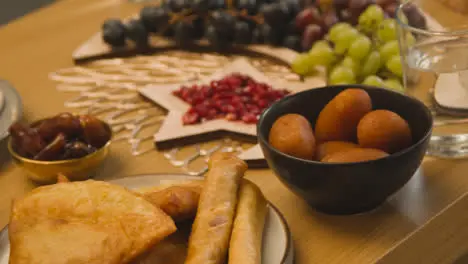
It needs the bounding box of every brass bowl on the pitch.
[8,119,112,184]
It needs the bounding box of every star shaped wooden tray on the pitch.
[139,58,324,166]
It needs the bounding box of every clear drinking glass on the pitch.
[397,1,468,158]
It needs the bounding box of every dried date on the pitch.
[36,113,82,142]
[9,123,46,158]
[34,133,66,161]
[79,115,111,149]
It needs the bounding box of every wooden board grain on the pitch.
[73,31,302,66]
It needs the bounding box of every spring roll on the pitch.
[142,181,204,222]
[185,152,248,264]
[228,181,267,264]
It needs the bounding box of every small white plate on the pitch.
[0,174,293,264]
[0,80,22,140]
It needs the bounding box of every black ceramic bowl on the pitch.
[258,85,433,215]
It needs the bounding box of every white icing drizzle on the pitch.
[49,51,299,175]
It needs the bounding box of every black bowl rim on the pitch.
[257,85,434,166]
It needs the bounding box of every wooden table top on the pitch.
[0,0,468,263]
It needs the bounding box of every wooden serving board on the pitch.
[73,30,307,66]
[71,23,324,90]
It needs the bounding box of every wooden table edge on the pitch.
[376,191,468,264]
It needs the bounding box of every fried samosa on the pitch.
[9,180,176,264]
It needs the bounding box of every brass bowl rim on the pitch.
[8,117,112,165]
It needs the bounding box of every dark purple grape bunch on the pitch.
[102,4,170,48]
[102,0,305,52]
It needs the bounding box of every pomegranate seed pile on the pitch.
[173,73,290,125]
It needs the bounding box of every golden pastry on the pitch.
[142,180,203,222]
[185,153,248,264]
[9,180,176,264]
[228,181,267,264]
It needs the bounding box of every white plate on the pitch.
[0,80,22,140]
[0,174,294,264]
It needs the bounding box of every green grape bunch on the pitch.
[291,1,427,93]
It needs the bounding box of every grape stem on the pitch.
[156,3,267,38]
[168,9,193,24]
